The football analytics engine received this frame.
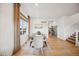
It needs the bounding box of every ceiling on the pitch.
[20,3,79,19]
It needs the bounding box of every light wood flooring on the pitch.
[14,36,79,56]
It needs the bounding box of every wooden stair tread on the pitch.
[70,36,75,38]
[66,39,75,44]
[66,32,76,44]
[72,34,76,36]
[68,37,76,41]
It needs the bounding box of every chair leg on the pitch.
[30,41,32,46]
[40,48,44,56]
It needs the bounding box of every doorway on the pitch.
[48,21,57,37]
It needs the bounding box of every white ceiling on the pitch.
[20,3,79,19]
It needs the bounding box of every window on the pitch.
[20,19,28,35]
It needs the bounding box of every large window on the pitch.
[20,19,28,35]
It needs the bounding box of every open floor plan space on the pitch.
[14,36,79,56]
[1,3,79,56]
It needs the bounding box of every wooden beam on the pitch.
[13,3,21,54]
[28,16,30,39]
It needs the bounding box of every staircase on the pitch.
[66,33,76,44]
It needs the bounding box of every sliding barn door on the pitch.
[13,3,21,54]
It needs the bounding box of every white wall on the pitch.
[56,13,79,40]
[63,13,79,39]
[0,4,14,55]
[30,19,48,38]
[55,17,65,40]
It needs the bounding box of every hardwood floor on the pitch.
[14,36,79,56]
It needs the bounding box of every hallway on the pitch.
[14,36,79,56]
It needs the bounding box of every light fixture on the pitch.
[35,3,38,6]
